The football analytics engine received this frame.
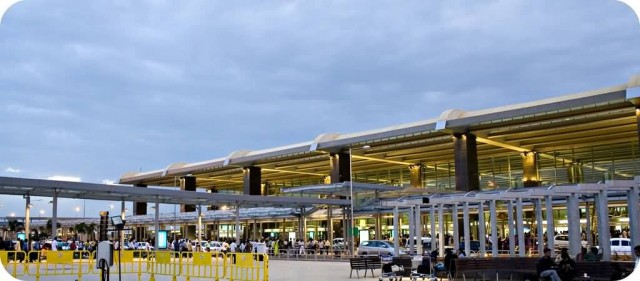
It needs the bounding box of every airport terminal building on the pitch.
[107,74,640,258]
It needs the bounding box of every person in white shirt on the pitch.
[51,240,57,251]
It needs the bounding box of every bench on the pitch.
[350,256,382,278]
[572,261,634,280]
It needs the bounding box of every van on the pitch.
[610,238,631,255]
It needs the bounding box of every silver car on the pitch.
[357,240,406,256]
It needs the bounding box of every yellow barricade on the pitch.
[147,251,181,281]
[33,250,92,281]
[0,251,28,278]
[107,250,146,281]
[184,251,226,281]
[227,253,269,281]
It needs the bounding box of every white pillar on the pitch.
[596,190,611,261]
[507,200,515,257]
[198,205,203,249]
[235,206,241,245]
[452,204,459,252]
[628,185,640,249]
[25,195,30,250]
[490,200,498,256]
[52,192,58,240]
[121,200,125,248]
[478,201,486,257]
[408,206,415,254]
[327,206,333,242]
[393,206,400,256]
[415,205,422,255]
[438,204,445,257]
[516,197,525,257]
[545,195,555,257]
[567,194,581,256]
[535,199,544,256]
[463,202,471,256]
[154,201,160,249]
[430,205,436,252]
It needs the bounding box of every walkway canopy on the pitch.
[0,176,351,208]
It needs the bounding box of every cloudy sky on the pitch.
[1,0,639,218]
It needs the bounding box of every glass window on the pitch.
[622,240,630,246]
[611,240,619,246]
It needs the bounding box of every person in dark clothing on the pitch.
[538,248,561,281]
[557,252,576,281]
[444,248,458,278]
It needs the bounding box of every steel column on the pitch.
[478,201,486,257]
[545,195,555,257]
[596,190,611,261]
[415,205,422,255]
[507,200,515,257]
[628,185,640,249]
[516,197,525,257]
[430,205,436,252]
[567,194,581,256]
[453,204,459,252]
[463,202,471,256]
[393,206,400,256]
[490,200,498,257]
[535,199,544,255]
[438,204,445,257]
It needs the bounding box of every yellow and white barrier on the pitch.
[0,249,270,281]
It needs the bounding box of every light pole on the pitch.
[349,145,370,255]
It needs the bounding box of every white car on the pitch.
[207,241,223,252]
[553,235,588,249]
[357,240,406,256]
[610,238,632,255]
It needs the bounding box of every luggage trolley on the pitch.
[380,262,404,281]
[410,256,437,281]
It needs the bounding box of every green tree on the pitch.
[75,223,87,241]
[8,220,24,240]
[46,219,61,239]
[86,223,97,241]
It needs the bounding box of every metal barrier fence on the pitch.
[1,250,269,281]
[0,250,27,278]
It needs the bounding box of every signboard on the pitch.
[17,233,26,241]
[157,230,168,249]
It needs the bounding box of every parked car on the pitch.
[357,240,406,256]
[610,238,632,255]
[553,235,587,249]
[459,240,487,253]
[207,241,223,252]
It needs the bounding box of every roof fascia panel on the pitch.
[446,87,627,130]
[318,121,438,152]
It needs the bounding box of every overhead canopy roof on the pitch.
[0,177,350,208]
[282,181,403,196]
[118,75,640,193]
